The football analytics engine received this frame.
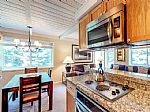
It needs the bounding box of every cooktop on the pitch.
[82,80,133,102]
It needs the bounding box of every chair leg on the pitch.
[16,91,18,98]
[39,99,41,112]
[19,103,22,112]
[47,88,49,95]
[31,102,33,106]
[12,92,16,101]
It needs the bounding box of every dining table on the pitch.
[1,72,53,112]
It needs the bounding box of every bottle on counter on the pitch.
[96,61,105,82]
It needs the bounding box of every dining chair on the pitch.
[12,67,38,101]
[25,67,38,74]
[19,75,41,112]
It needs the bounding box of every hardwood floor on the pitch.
[8,83,66,112]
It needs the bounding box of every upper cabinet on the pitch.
[79,14,91,49]
[107,0,126,11]
[127,0,150,43]
[90,0,107,21]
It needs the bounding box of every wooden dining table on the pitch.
[1,72,53,112]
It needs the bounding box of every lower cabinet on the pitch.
[66,89,75,112]
[66,81,76,112]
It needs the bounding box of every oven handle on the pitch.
[75,100,89,112]
[76,102,82,112]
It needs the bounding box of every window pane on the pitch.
[31,48,53,67]
[148,48,150,65]
[95,51,105,69]
[105,49,114,68]
[131,48,147,65]
[3,46,30,69]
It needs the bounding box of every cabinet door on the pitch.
[107,0,114,10]
[90,4,103,21]
[107,0,126,11]
[66,89,75,112]
[127,0,146,43]
[145,0,150,38]
[79,14,90,49]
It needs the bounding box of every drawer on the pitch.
[67,81,76,97]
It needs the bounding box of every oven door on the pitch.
[76,100,89,112]
[76,90,108,112]
[87,18,113,48]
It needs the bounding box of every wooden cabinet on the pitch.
[66,90,75,112]
[90,4,103,21]
[145,0,150,37]
[107,0,126,11]
[126,0,150,43]
[90,1,107,21]
[66,81,76,112]
[79,14,91,49]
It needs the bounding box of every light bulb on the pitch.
[14,39,20,43]
[34,41,39,46]
[21,42,26,46]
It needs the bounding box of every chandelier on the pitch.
[14,26,42,52]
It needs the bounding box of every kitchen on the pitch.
[66,0,150,112]
[0,0,150,112]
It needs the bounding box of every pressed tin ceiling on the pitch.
[0,0,87,39]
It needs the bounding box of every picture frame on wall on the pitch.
[117,48,125,61]
[72,44,93,63]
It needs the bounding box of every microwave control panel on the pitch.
[114,16,120,38]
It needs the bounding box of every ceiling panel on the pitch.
[0,0,87,38]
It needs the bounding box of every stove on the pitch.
[82,80,132,102]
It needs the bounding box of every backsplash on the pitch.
[105,70,150,91]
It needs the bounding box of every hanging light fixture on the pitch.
[14,26,42,52]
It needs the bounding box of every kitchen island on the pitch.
[66,69,150,112]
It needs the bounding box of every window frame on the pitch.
[129,47,149,67]
[104,48,115,69]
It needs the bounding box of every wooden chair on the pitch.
[19,75,41,112]
[12,67,38,101]
[25,67,38,74]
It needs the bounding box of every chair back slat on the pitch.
[21,76,40,85]
[25,67,38,74]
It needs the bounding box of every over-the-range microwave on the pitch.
[86,3,126,49]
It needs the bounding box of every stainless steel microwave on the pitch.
[86,3,126,49]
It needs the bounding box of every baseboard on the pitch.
[54,81,62,84]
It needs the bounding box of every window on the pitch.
[2,43,53,70]
[94,51,105,69]
[130,47,149,66]
[105,49,114,68]
[94,49,114,69]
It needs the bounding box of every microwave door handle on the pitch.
[107,18,113,43]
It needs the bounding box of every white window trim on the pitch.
[129,47,150,67]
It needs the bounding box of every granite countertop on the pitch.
[66,73,150,112]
